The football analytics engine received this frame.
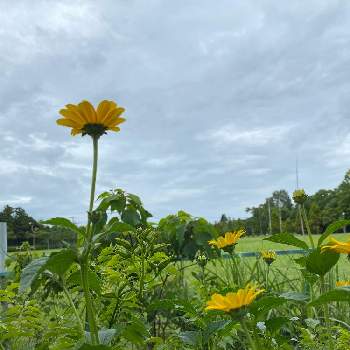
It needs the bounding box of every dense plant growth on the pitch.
[1,99,350,349]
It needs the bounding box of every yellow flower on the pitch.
[321,237,350,254]
[205,284,264,312]
[261,250,277,265]
[336,281,350,287]
[57,100,126,137]
[208,230,245,250]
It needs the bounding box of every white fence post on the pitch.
[0,222,7,274]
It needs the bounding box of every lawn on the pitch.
[234,232,349,253]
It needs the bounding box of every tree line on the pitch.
[0,205,76,250]
[215,169,350,236]
[1,169,350,250]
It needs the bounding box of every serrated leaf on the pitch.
[308,288,350,306]
[67,269,101,295]
[305,248,339,276]
[19,257,49,293]
[203,320,231,338]
[121,207,141,227]
[45,249,77,276]
[264,233,308,250]
[318,219,350,246]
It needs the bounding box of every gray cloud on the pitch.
[1,0,350,224]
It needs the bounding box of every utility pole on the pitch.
[267,198,272,235]
[278,192,282,233]
[0,222,7,275]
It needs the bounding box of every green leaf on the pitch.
[305,248,339,276]
[19,256,49,293]
[108,222,135,233]
[121,206,141,227]
[203,320,231,338]
[294,256,307,267]
[280,291,309,302]
[265,317,290,333]
[147,299,175,312]
[127,193,142,206]
[41,217,85,237]
[176,224,186,248]
[67,269,101,295]
[264,233,309,250]
[250,296,287,317]
[179,331,201,346]
[122,317,149,345]
[97,191,126,212]
[318,219,350,246]
[45,249,77,276]
[308,288,350,306]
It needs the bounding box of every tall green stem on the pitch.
[265,264,270,290]
[301,205,315,249]
[230,253,242,286]
[320,275,333,349]
[87,136,99,240]
[63,285,84,335]
[241,319,258,350]
[81,136,100,344]
[81,263,99,344]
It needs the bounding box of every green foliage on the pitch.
[158,211,217,259]
[318,219,350,246]
[305,248,340,276]
[264,232,309,250]
[41,217,85,238]
[309,288,350,306]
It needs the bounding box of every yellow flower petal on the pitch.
[57,118,81,128]
[78,100,97,123]
[97,100,117,121]
[205,283,264,313]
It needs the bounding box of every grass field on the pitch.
[234,232,349,252]
[197,232,350,290]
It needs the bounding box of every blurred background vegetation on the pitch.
[2,169,350,252]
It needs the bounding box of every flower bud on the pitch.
[293,189,307,205]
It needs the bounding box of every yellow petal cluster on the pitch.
[208,230,245,249]
[321,237,350,254]
[57,100,126,136]
[336,281,350,287]
[261,250,277,264]
[205,284,264,312]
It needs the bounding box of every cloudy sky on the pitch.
[1,0,350,224]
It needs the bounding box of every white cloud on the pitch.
[199,124,293,147]
[1,0,350,222]
[0,196,32,205]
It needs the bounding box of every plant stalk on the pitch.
[241,319,258,350]
[81,262,99,344]
[80,136,100,344]
[63,285,84,335]
[320,275,334,350]
[301,205,315,249]
[265,264,270,290]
